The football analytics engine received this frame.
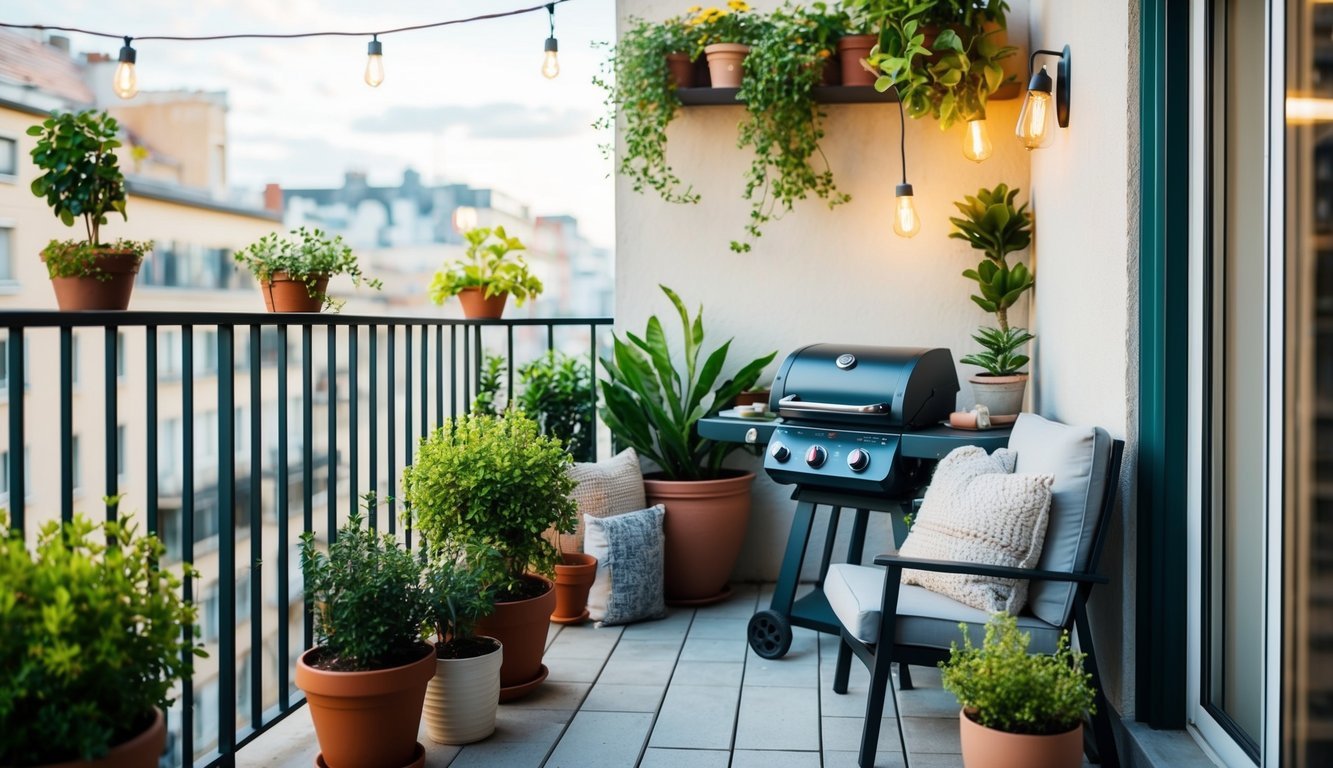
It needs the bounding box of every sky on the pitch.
[9,0,618,248]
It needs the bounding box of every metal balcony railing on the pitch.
[0,310,612,768]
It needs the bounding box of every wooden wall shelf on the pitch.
[676,85,898,106]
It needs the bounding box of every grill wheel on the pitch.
[747,609,793,659]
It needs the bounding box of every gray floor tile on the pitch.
[649,684,741,750]
[501,681,590,712]
[607,638,683,661]
[671,660,744,687]
[543,626,622,660]
[743,654,820,688]
[820,676,897,719]
[897,685,962,719]
[824,750,910,768]
[544,711,654,768]
[734,685,821,751]
[821,715,905,753]
[490,706,572,743]
[693,584,759,618]
[546,654,607,684]
[730,749,822,768]
[901,716,963,754]
[448,740,554,768]
[679,635,748,662]
[638,747,731,768]
[621,610,694,642]
[598,657,677,685]
[687,616,750,640]
[581,682,666,713]
[421,742,462,768]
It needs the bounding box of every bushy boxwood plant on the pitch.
[235,227,381,311]
[300,502,430,671]
[402,411,578,599]
[428,226,543,307]
[940,613,1096,735]
[0,509,204,765]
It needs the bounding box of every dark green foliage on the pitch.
[0,508,204,765]
[951,183,1035,366]
[28,110,129,248]
[470,352,596,462]
[940,613,1096,736]
[235,227,382,311]
[40,238,152,280]
[600,285,776,481]
[471,354,507,416]
[423,549,495,649]
[959,326,1033,376]
[300,500,430,671]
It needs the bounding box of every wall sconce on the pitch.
[1015,45,1071,149]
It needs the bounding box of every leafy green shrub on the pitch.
[0,510,204,764]
[940,613,1095,735]
[423,549,495,657]
[235,227,381,311]
[600,285,775,481]
[470,351,595,462]
[428,226,543,307]
[300,501,430,671]
[403,411,578,598]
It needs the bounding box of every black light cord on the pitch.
[0,0,574,43]
[547,4,556,38]
[898,97,908,186]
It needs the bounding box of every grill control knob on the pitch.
[770,442,791,463]
[847,448,871,473]
[805,445,827,468]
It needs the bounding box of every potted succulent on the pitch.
[600,285,776,603]
[689,1,768,88]
[296,503,434,768]
[0,506,203,768]
[428,226,543,319]
[420,551,502,746]
[234,227,380,312]
[28,110,152,310]
[403,411,578,701]
[941,613,1096,768]
[950,182,1034,416]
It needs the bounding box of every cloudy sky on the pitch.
[11,0,617,247]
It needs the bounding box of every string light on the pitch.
[113,36,137,99]
[962,118,993,163]
[893,99,920,238]
[542,3,560,80]
[364,34,384,87]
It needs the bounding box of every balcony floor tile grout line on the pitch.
[627,605,700,768]
[725,590,758,768]
[533,619,632,768]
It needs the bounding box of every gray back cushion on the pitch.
[1010,413,1113,627]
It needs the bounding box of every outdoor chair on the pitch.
[824,413,1125,768]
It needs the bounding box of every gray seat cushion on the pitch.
[825,563,1063,654]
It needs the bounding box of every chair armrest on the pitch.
[871,554,1109,585]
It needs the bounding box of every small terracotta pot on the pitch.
[40,708,165,768]
[704,43,750,88]
[551,552,598,624]
[821,54,841,86]
[295,643,435,768]
[49,249,141,311]
[261,272,329,313]
[474,574,556,701]
[968,373,1028,417]
[959,709,1083,768]
[666,52,695,88]
[836,34,878,87]
[644,470,754,605]
[457,287,509,319]
[423,637,503,745]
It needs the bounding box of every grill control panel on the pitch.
[765,424,918,494]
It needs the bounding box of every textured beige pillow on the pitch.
[553,447,647,553]
[898,445,1054,614]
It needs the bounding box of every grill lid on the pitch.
[769,344,958,430]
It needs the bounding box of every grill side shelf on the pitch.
[699,414,781,445]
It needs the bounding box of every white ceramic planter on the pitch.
[967,374,1029,417]
[422,638,502,745]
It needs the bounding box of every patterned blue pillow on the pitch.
[584,505,666,626]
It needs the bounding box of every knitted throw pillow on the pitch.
[555,448,647,553]
[585,505,667,626]
[898,445,1054,614]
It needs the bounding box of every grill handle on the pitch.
[778,395,891,417]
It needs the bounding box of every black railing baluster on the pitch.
[349,326,358,519]
[217,325,236,762]
[7,328,23,535]
[462,324,470,415]
[473,326,483,408]
[248,324,262,731]
[419,324,427,442]
[104,327,118,519]
[404,325,413,551]
[387,325,396,536]
[181,325,195,766]
[369,326,378,530]
[435,325,443,427]
[506,325,515,407]
[326,325,337,543]
[301,325,313,652]
[589,324,600,460]
[548,324,555,352]
[449,326,457,420]
[146,326,158,535]
[60,328,73,524]
[276,325,290,709]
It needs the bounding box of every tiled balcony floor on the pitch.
[244,584,1008,768]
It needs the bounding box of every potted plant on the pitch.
[949,182,1035,416]
[234,227,381,312]
[689,1,768,88]
[941,613,1096,768]
[0,506,203,768]
[296,502,434,768]
[600,285,776,603]
[420,551,503,746]
[403,411,578,701]
[28,110,152,310]
[428,226,543,319]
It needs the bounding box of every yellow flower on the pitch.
[687,4,701,11]
[727,0,750,11]
[817,49,831,58]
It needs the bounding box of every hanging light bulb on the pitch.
[1016,65,1055,149]
[364,34,385,87]
[894,183,921,238]
[542,4,560,79]
[962,118,993,162]
[113,36,138,99]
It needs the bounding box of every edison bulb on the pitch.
[365,37,385,87]
[962,119,993,162]
[542,38,560,79]
[114,38,138,99]
[893,184,921,238]
[1016,89,1055,149]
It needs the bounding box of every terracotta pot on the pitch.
[732,389,771,408]
[422,637,503,745]
[836,34,878,87]
[457,287,509,319]
[40,708,165,768]
[295,643,435,768]
[49,249,141,311]
[474,575,555,701]
[967,373,1028,417]
[644,470,754,604]
[704,43,750,88]
[959,709,1083,768]
[666,52,695,88]
[261,272,329,313]
[551,552,598,624]
[821,54,842,86]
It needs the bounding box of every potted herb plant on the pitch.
[28,110,152,310]
[949,182,1035,415]
[234,227,380,312]
[403,411,578,701]
[600,285,776,603]
[941,613,1096,768]
[296,503,434,768]
[420,551,502,746]
[0,506,203,768]
[689,1,768,88]
[428,226,543,319]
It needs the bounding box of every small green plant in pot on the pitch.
[428,226,543,319]
[28,110,153,310]
[420,551,503,745]
[941,613,1096,768]
[0,504,204,767]
[235,227,381,312]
